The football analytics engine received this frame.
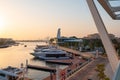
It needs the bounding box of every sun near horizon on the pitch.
[0,0,120,40]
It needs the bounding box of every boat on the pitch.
[0,66,26,80]
[36,45,47,48]
[0,45,9,48]
[24,45,27,47]
[31,47,70,60]
[34,46,56,52]
[14,43,19,46]
[34,46,49,52]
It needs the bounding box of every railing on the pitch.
[59,60,91,80]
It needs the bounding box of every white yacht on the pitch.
[31,48,70,60]
[0,66,25,80]
[34,46,51,52]
[34,45,56,52]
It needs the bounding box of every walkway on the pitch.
[67,57,108,80]
[43,57,88,80]
[58,46,94,58]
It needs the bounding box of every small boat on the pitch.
[24,45,27,47]
[0,66,26,80]
[34,46,56,52]
[0,45,9,48]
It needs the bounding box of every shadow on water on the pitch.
[30,57,43,61]
[30,57,57,68]
[30,57,67,68]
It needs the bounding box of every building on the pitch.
[56,28,83,50]
[84,33,116,39]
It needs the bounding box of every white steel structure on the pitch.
[98,0,120,20]
[86,0,120,80]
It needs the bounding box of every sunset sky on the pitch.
[0,0,120,40]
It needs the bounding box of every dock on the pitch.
[27,64,56,73]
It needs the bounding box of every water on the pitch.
[0,42,66,80]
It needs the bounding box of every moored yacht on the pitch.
[0,66,26,80]
[34,46,51,52]
[31,47,70,60]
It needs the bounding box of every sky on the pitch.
[0,0,120,40]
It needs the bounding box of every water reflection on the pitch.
[0,42,49,80]
[0,42,67,80]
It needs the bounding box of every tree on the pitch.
[69,36,78,39]
[49,38,55,43]
[0,40,5,45]
[95,64,110,80]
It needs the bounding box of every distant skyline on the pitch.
[0,0,120,40]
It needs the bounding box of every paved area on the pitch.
[23,77,32,80]
[43,57,86,80]
[58,46,94,58]
[67,57,108,80]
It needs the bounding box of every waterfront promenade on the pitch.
[24,77,32,80]
[43,56,108,80]
[43,56,89,80]
[26,45,108,80]
[42,46,94,80]
[58,46,94,58]
[67,56,108,80]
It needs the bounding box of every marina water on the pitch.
[0,42,66,80]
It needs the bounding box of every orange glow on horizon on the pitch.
[0,0,119,40]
